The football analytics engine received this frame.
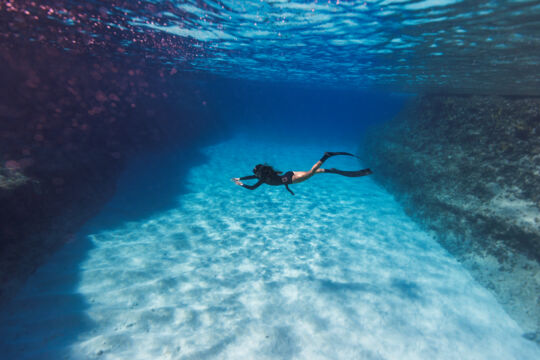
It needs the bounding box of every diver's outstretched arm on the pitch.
[239,175,257,180]
[240,179,264,190]
[232,177,264,190]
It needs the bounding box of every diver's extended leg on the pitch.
[292,154,329,183]
[292,152,359,184]
[311,152,354,173]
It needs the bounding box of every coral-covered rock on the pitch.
[0,27,224,304]
[360,94,540,342]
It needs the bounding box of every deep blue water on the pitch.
[1,0,539,359]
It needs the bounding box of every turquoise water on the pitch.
[2,136,538,359]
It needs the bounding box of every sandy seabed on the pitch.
[1,136,538,360]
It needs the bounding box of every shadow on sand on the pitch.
[84,145,209,233]
[0,145,209,359]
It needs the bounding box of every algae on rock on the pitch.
[360,94,540,342]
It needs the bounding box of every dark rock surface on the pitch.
[360,94,540,343]
[0,19,226,304]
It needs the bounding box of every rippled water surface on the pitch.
[2,0,539,94]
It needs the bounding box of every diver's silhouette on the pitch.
[232,152,372,195]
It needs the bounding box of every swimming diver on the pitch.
[232,152,372,195]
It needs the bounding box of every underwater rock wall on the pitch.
[360,95,540,341]
[0,33,224,303]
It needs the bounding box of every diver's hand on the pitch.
[231,178,243,186]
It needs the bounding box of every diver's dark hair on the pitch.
[253,164,280,180]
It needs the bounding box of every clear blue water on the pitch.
[1,137,539,359]
[2,0,539,358]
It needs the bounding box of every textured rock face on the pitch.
[0,34,224,304]
[360,95,540,342]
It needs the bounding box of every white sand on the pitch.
[1,136,538,360]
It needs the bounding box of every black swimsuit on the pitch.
[239,171,295,195]
[278,171,294,195]
[277,171,294,185]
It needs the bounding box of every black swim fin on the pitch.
[320,152,358,162]
[327,151,356,157]
[326,168,373,177]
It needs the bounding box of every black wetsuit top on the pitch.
[239,171,295,195]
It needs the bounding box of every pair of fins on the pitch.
[324,152,373,177]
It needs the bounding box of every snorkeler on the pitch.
[232,152,372,195]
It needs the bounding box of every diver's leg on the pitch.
[291,171,310,184]
[308,152,336,173]
[291,168,328,184]
[309,160,324,173]
[291,152,352,184]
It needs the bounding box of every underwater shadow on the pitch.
[0,234,96,359]
[84,145,209,233]
[390,278,423,302]
[318,279,380,294]
[0,144,211,359]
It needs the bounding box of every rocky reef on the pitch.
[360,95,540,342]
[0,17,225,303]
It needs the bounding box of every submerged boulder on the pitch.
[360,94,540,343]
